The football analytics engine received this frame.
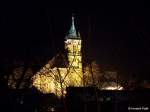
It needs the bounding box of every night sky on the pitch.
[1,1,150,80]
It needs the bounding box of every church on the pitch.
[32,15,123,96]
[32,16,83,96]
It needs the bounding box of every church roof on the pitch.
[46,52,69,68]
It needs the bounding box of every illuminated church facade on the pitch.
[32,16,123,96]
[32,16,83,96]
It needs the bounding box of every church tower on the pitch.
[65,16,82,69]
[32,15,83,96]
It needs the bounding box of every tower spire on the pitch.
[68,15,77,38]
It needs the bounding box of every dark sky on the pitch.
[1,1,150,79]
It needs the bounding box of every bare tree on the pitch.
[7,59,34,89]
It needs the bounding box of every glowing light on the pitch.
[102,85,123,90]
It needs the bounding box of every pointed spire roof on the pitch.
[67,15,80,39]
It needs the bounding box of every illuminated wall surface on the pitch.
[32,67,82,96]
[65,39,82,68]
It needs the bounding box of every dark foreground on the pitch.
[0,87,150,112]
